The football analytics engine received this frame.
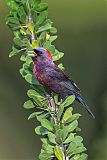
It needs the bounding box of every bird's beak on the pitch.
[28,53,37,57]
[28,53,34,57]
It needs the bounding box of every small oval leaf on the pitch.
[23,100,35,109]
[55,146,65,160]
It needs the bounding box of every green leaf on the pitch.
[66,142,77,155]
[28,111,44,120]
[17,6,26,23]
[44,19,53,26]
[71,154,81,160]
[26,56,33,64]
[49,36,57,42]
[27,89,44,101]
[42,143,54,154]
[76,127,81,132]
[20,54,26,61]
[53,52,64,61]
[31,0,41,9]
[35,126,49,135]
[38,31,46,45]
[39,142,54,159]
[28,112,37,120]
[23,100,35,109]
[64,133,75,144]
[41,138,48,144]
[22,63,32,74]
[25,73,40,85]
[44,42,55,55]
[61,95,75,108]
[48,132,56,144]
[19,68,27,77]
[36,112,49,122]
[56,129,63,144]
[6,0,18,10]
[32,85,46,96]
[62,128,69,141]
[37,24,52,33]
[57,63,65,71]
[72,146,87,155]
[79,153,88,160]
[55,128,68,144]
[39,152,53,160]
[57,96,75,122]
[36,3,48,12]
[9,46,21,57]
[64,114,81,124]
[6,15,19,26]
[55,146,65,160]
[36,11,48,26]
[50,27,57,34]
[13,37,26,47]
[73,136,83,145]
[41,119,53,131]
[27,89,45,107]
[57,104,65,122]
[66,120,78,133]
[62,107,73,123]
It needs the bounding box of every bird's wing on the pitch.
[45,65,80,92]
[60,81,81,92]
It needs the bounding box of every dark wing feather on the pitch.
[45,65,80,92]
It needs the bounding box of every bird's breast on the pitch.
[33,62,49,86]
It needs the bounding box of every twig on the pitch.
[26,0,35,43]
[48,96,70,160]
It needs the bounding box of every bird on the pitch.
[29,47,95,118]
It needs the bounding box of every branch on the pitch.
[6,0,88,159]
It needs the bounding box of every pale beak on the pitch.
[28,53,37,57]
[28,53,34,56]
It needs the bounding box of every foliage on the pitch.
[6,0,88,159]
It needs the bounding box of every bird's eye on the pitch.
[34,49,43,56]
[38,51,43,56]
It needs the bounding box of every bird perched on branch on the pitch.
[29,47,95,118]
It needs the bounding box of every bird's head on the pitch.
[29,47,53,64]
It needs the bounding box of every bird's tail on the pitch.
[76,94,95,119]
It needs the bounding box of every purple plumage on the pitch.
[30,47,95,118]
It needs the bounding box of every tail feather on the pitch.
[76,94,95,119]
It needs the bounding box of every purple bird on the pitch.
[29,47,95,118]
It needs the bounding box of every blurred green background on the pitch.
[0,0,106,159]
